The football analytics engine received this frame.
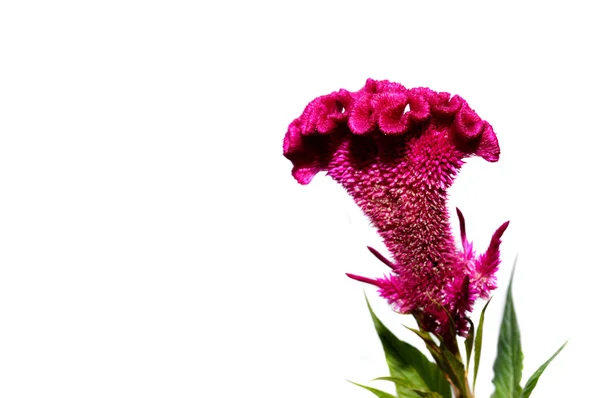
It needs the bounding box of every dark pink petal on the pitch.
[348,94,377,134]
[404,89,431,122]
[374,92,409,134]
[456,208,467,250]
[374,79,407,93]
[297,92,347,135]
[283,119,303,154]
[291,164,321,185]
[346,273,380,286]
[456,208,474,258]
[429,92,463,117]
[316,92,352,133]
[367,246,395,269]
[443,275,476,336]
[475,123,500,162]
[452,105,486,141]
[336,89,354,117]
[313,100,339,134]
[362,78,379,94]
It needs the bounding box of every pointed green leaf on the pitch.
[473,298,492,392]
[373,375,423,394]
[349,381,398,398]
[366,296,451,398]
[491,263,524,398]
[403,326,441,356]
[464,318,475,370]
[440,342,468,397]
[520,341,568,398]
[403,326,449,381]
[404,324,467,397]
[375,377,444,397]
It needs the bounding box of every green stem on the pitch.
[413,315,474,398]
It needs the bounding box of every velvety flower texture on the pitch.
[284,79,509,336]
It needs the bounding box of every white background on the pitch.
[1,1,598,397]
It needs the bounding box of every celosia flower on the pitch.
[283,79,509,336]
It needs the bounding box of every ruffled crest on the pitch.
[284,79,508,335]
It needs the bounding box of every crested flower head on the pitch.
[284,79,508,336]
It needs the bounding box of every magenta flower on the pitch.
[284,79,509,336]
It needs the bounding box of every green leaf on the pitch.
[440,342,468,397]
[374,377,444,398]
[473,298,492,392]
[403,326,449,380]
[520,341,568,398]
[366,296,451,398]
[403,326,441,357]
[349,381,398,398]
[404,326,465,393]
[464,318,475,370]
[491,262,524,398]
[373,375,423,395]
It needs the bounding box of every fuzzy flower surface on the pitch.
[284,79,508,335]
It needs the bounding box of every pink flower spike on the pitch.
[443,274,476,336]
[473,220,510,299]
[345,273,380,286]
[456,208,474,260]
[366,246,395,269]
[346,273,405,311]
